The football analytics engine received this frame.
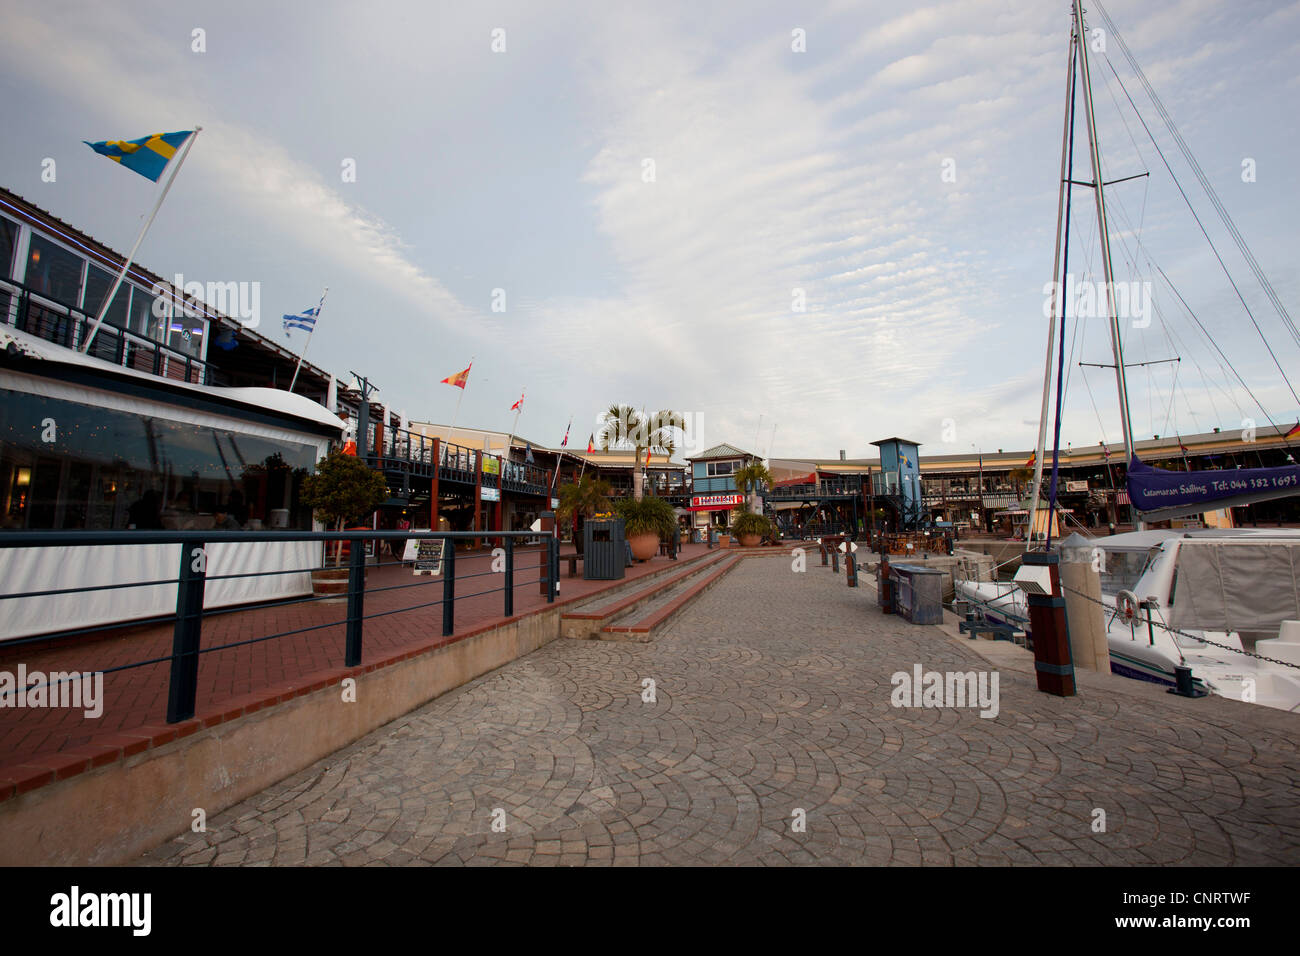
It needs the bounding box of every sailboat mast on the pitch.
[1027,19,1080,548]
[1073,0,1137,466]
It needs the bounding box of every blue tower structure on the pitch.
[871,437,923,530]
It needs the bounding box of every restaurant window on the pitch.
[0,215,17,280]
[707,460,736,476]
[129,287,166,341]
[83,264,132,330]
[0,387,318,530]
[25,234,84,309]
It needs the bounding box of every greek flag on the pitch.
[282,304,320,334]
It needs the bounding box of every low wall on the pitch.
[0,603,562,866]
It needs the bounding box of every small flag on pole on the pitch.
[645,447,652,467]
[560,419,571,447]
[511,392,524,411]
[1287,422,1300,440]
[1026,453,1036,467]
[441,365,471,389]
[282,303,321,334]
[84,130,194,182]
[587,434,595,454]
[526,442,535,464]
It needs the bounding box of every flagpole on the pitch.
[445,356,473,454]
[505,389,524,462]
[82,126,202,354]
[550,417,572,496]
[288,286,328,394]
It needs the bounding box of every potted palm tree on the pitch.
[732,461,772,510]
[557,474,613,555]
[300,448,390,598]
[616,494,677,560]
[596,405,685,499]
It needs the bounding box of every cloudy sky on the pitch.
[2,0,1298,461]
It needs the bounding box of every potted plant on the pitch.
[300,448,390,599]
[557,474,613,555]
[616,494,677,560]
[728,507,773,548]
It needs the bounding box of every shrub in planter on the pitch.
[300,449,389,592]
[557,475,613,554]
[729,509,773,548]
[616,494,676,560]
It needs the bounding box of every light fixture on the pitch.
[16,467,31,486]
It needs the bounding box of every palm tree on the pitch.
[1007,466,1034,500]
[732,461,773,515]
[557,474,613,554]
[596,405,685,499]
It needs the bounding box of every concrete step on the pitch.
[599,555,742,642]
[560,552,731,639]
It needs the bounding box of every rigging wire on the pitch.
[1094,3,1300,410]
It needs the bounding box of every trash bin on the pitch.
[890,563,944,625]
[584,516,626,580]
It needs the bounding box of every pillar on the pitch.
[1022,551,1076,696]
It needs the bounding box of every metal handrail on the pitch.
[0,528,559,724]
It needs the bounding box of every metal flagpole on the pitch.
[288,286,328,394]
[1027,25,1078,547]
[549,417,572,497]
[82,126,202,354]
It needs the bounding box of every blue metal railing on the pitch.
[0,528,559,724]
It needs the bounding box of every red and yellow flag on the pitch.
[1287,422,1300,440]
[440,365,471,389]
[1025,453,1036,467]
[645,447,652,467]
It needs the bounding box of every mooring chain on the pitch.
[1057,582,1300,670]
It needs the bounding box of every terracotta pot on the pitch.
[739,534,761,548]
[718,534,731,548]
[627,532,659,561]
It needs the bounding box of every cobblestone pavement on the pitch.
[142,556,1300,866]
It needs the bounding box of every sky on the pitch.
[2,0,1298,463]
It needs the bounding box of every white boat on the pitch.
[955,529,1300,712]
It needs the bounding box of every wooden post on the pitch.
[1023,551,1076,696]
[494,454,504,548]
[538,510,556,595]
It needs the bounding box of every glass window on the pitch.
[168,318,205,359]
[0,216,17,279]
[83,265,131,329]
[25,234,84,308]
[0,387,318,530]
[130,286,165,341]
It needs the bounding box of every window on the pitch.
[707,460,737,476]
[26,234,84,308]
[0,216,17,280]
[83,264,131,330]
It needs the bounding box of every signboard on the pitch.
[481,457,499,475]
[481,486,501,502]
[412,538,446,576]
[1066,480,1089,492]
[551,497,559,509]
[690,494,743,508]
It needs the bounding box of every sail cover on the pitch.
[1168,538,1300,635]
[1127,456,1300,521]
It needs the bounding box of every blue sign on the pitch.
[1127,456,1300,519]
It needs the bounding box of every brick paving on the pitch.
[0,542,714,773]
[141,554,1300,866]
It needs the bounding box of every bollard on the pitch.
[167,540,207,723]
[344,540,365,667]
[878,553,895,614]
[1168,665,1209,699]
[846,553,858,587]
[831,546,839,573]
[1020,552,1075,697]
[820,540,828,566]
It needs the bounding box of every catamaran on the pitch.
[956,0,1300,712]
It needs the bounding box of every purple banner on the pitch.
[1127,456,1300,519]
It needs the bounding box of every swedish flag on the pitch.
[84,130,194,182]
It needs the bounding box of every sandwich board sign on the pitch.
[413,538,446,576]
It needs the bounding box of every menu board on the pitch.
[413,539,445,576]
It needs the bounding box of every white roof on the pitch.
[1,325,347,433]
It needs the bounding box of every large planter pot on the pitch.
[311,566,361,604]
[627,532,659,561]
[739,534,761,548]
[717,534,731,549]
